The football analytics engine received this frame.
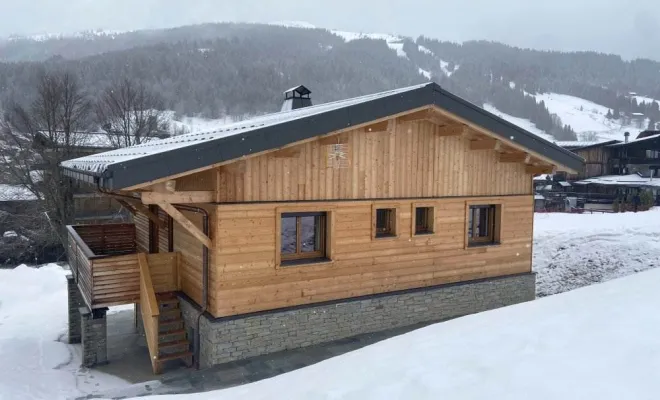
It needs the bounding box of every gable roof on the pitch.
[555,140,621,151]
[60,82,584,190]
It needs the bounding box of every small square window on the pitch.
[467,205,499,246]
[414,207,434,235]
[375,208,396,238]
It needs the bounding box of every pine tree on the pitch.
[606,109,613,119]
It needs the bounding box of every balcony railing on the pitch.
[67,223,178,309]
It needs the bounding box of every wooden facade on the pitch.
[148,119,537,317]
[567,146,611,180]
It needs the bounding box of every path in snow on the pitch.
[532,208,660,297]
[0,264,128,400]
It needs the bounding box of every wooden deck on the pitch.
[66,223,179,309]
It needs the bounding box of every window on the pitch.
[375,208,396,238]
[414,206,434,235]
[467,205,499,246]
[280,212,327,264]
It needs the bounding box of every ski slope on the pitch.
[483,104,555,142]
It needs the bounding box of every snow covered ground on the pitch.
[331,31,408,58]
[127,262,660,400]
[483,104,555,142]
[0,264,128,400]
[531,92,644,142]
[533,207,660,297]
[2,209,659,399]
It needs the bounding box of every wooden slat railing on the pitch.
[138,253,161,374]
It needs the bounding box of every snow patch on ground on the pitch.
[530,92,646,141]
[483,104,555,142]
[532,208,660,297]
[418,68,431,80]
[128,265,660,400]
[439,60,458,77]
[418,45,433,55]
[0,264,128,400]
[331,31,408,58]
[630,94,659,106]
[268,21,317,29]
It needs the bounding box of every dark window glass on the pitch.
[415,207,433,234]
[468,205,498,246]
[375,208,395,238]
[281,212,326,264]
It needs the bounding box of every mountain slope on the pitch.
[1,22,660,141]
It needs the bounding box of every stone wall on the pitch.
[180,273,535,369]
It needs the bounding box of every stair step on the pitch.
[157,350,194,364]
[159,329,186,343]
[158,308,181,322]
[159,319,184,334]
[158,339,190,356]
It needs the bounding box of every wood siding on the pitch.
[172,209,216,306]
[570,146,610,179]
[207,120,531,203]
[135,212,149,253]
[210,195,533,317]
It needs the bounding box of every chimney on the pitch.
[281,85,312,112]
[624,131,630,143]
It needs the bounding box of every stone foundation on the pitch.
[179,273,536,369]
[66,274,84,344]
[80,308,108,367]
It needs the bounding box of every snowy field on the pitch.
[1,209,659,399]
[128,264,660,400]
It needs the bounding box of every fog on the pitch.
[2,0,658,60]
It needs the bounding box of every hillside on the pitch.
[1,22,660,142]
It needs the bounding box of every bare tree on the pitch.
[0,70,92,249]
[96,78,169,147]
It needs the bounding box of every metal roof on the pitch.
[60,82,584,190]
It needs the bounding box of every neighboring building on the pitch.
[60,83,583,372]
[608,130,660,177]
[574,173,660,201]
[554,140,621,181]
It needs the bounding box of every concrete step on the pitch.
[159,319,184,334]
[158,339,190,357]
[158,308,181,323]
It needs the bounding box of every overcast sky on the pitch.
[2,0,659,60]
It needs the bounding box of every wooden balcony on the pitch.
[66,223,179,309]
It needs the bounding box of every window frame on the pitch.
[465,202,502,248]
[275,206,335,268]
[412,203,435,236]
[372,204,399,240]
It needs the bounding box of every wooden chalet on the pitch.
[60,83,583,372]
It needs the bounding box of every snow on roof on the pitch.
[609,133,660,147]
[554,140,617,149]
[574,174,660,188]
[534,194,545,200]
[61,84,431,174]
[0,184,39,201]
[558,181,572,187]
[533,174,551,181]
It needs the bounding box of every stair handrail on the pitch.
[138,252,161,373]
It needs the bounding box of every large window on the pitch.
[414,206,434,235]
[467,205,499,246]
[280,212,327,264]
[375,208,396,238]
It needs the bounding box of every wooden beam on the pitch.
[272,146,302,158]
[158,202,212,249]
[499,152,530,163]
[470,138,500,150]
[318,134,349,145]
[221,160,246,175]
[398,109,431,122]
[363,120,390,133]
[105,194,166,228]
[526,165,555,174]
[435,124,465,136]
[142,191,214,205]
[116,199,137,215]
[164,180,176,193]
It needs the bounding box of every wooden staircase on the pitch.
[154,293,193,373]
[138,253,192,374]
